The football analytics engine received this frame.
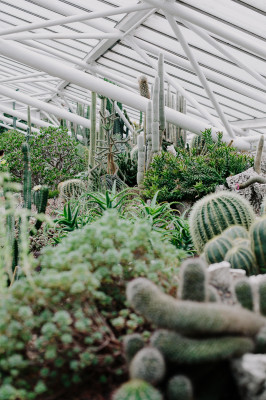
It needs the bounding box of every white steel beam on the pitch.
[166,13,235,138]
[0,71,47,84]
[143,0,266,59]
[0,114,40,133]
[5,32,122,41]
[0,37,251,149]
[0,102,53,129]
[231,118,266,129]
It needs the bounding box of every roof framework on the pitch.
[0,0,266,149]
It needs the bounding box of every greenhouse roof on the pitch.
[0,0,266,147]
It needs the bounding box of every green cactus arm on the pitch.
[22,142,32,210]
[129,348,165,385]
[151,330,254,364]
[89,91,97,169]
[178,258,208,302]
[158,53,165,135]
[152,76,160,154]
[250,217,266,273]
[239,176,266,189]
[234,280,254,311]
[127,278,266,336]
[167,375,193,400]
[124,334,145,363]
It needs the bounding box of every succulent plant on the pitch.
[234,279,254,311]
[221,225,249,241]
[204,236,232,265]
[189,191,255,253]
[258,281,266,316]
[22,142,32,210]
[167,375,193,400]
[250,216,266,273]
[58,179,86,200]
[129,348,166,384]
[178,258,207,302]
[224,245,258,276]
[124,334,145,363]
[112,379,162,400]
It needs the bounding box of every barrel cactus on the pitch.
[189,191,255,253]
[221,225,249,241]
[58,179,86,200]
[250,216,266,273]
[224,245,258,276]
[112,379,162,400]
[204,236,232,265]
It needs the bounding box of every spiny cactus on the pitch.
[152,76,160,154]
[22,142,32,210]
[127,278,265,336]
[167,375,193,400]
[146,101,152,169]
[58,179,86,200]
[150,330,254,364]
[129,348,165,385]
[189,191,255,253]
[261,196,266,216]
[123,334,145,363]
[32,185,49,231]
[190,134,205,154]
[112,379,162,400]
[137,133,145,186]
[222,225,249,241]
[255,327,266,353]
[234,280,254,311]
[225,245,258,276]
[239,175,266,189]
[178,258,207,302]
[258,281,266,316]
[158,53,166,140]
[207,285,220,302]
[89,91,97,168]
[204,236,232,265]
[250,216,266,273]
[99,96,106,143]
[138,75,150,99]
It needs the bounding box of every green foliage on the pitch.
[0,127,86,188]
[123,334,145,363]
[143,129,253,203]
[189,191,255,253]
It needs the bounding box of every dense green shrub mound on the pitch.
[0,211,185,399]
[0,127,87,188]
[143,130,253,203]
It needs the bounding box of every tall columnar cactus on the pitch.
[32,186,49,231]
[234,280,254,311]
[158,53,166,142]
[178,258,207,302]
[112,379,162,400]
[22,143,32,210]
[221,225,249,241]
[137,133,145,186]
[124,334,145,363]
[224,245,258,276]
[189,191,255,253]
[250,217,266,273]
[254,134,264,174]
[152,76,160,154]
[167,375,193,400]
[99,96,106,143]
[150,330,254,364]
[138,75,150,99]
[204,236,232,265]
[89,91,97,169]
[129,348,166,385]
[127,278,265,336]
[146,101,153,169]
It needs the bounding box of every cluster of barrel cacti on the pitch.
[113,258,266,400]
[189,190,266,275]
[58,178,86,201]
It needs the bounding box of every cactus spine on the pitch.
[178,258,207,302]
[158,53,165,144]
[234,280,254,311]
[152,76,160,154]
[221,225,249,241]
[89,91,97,169]
[250,217,266,273]
[137,133,145,186]
[59,179,86,200]
[22,143,32,210]
[204,236,232,265]
[189,191,255,253]
[254,135,264,174]
[167,375,193,400]
[127,278,265,336]
[112,379,162,400]
[146,101,152,169]
[129,348,165,384]
[150,330,254,364]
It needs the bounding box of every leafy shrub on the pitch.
[143,130,253,203]
[0,127,87,188]
[0,211,186,398]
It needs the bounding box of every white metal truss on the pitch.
[0,0,265,146]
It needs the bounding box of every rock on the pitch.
[167,145,176,157]
[208,261,232,290]
[232,354,266,400]
[225,168,266,214]
[230,269,246,281]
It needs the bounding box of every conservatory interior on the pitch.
[0,0,266,399]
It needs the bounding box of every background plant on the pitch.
[143,129,254,203]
